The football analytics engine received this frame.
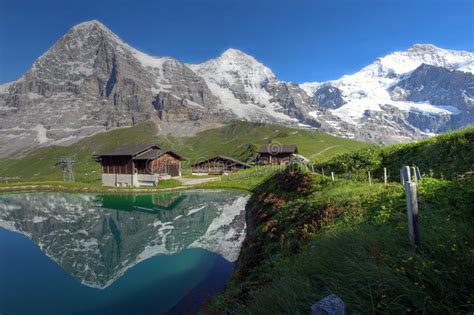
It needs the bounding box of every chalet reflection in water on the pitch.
[101,192,187,213]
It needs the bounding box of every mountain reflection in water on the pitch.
[0,190,248,314]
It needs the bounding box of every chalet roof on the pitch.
[95,144,185,160]
[133,149,185,161]
[95,144,158,156]
[257,144,298,155]
[133,148,164,160]
[191,155,250,167]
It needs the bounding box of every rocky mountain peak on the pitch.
[376,44,474,76]
[191,48,276,83]
[218,48,271,70]
[29,19,130,79]
[70,19,110,31]
[408,43,441,53]
[220,48,248,58]
[64,19,128,47]
[63,19,121,47]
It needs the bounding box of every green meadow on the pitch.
[0,121,368,183]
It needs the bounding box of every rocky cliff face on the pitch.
[313,85,346,110]
[0,21,225,157]
[389,63,474,132]
[1,21,154,157]
[0,21,473,157]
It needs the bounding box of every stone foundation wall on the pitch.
[102,173,163,187]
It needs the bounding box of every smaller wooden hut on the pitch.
[256,144,298,165]
[191,156,251,175]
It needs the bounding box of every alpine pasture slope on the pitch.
[0,121,368,184]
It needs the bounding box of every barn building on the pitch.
[191,155,251,175]
[95,144,184,187]
[256,144,298,165]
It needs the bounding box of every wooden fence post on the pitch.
[322,168,325,176]
[415,166,422,181]
[311,165,315,173]
[401,166,410,185]
[412,191,420,248]
[384,167,388,185]
[368,171,372,185]
[348,170,352,180]
[411,166,417,183]
[331,172,335,181]
[401,166,421,249]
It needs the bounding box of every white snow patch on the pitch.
[32,124,50,144]
[308,111,319,119]
[0,220,19,232]
[299,82,322,96]
[27,92,43,100]
[32,216,48,223]
[189,195,249,262]
[0,81,14,94]
[187,205,206,216]
[80,238,98,247]
[455,60,474,74]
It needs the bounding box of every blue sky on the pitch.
[0,0,473,84]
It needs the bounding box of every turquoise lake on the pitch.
[0,190,249,314]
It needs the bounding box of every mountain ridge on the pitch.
[0,20,472,158]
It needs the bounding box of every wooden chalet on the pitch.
[191,155,251,175]
[94,144,184,187]
[256,144,298,165]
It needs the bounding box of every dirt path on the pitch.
[177,176,220,186]
[308,145,341,159]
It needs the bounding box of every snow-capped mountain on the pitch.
[189,48,292,122]
[301,44,474,141]
[189,48,323,125]
[0,20,473,157]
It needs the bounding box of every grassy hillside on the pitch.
[0,123,163,183]
[202,129,474,313]
[312,126,474,181]
[172,121,368,163]
[0,121,368,183]
[205,165,474,314]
